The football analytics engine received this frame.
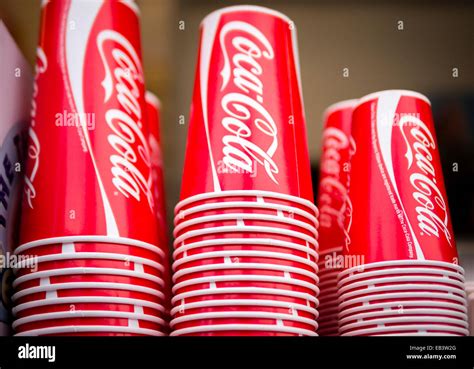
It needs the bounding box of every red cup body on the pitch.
[347,90,458,264]
[20,0,160,246]
[179,6,313,203]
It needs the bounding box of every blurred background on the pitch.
[1,0,473,271]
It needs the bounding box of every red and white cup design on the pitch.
[317,99,356,254]
[20,0,160,247]
[145,91,168,247]
[345,90,458,265]
[145,91,171,315]
[315,99,356,335]
[179,5,313,203]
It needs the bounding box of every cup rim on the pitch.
[175,190,318,216]
[173,237,318,260]
[338,275,466,296]
[169,311,318,328]
[170,298,319,317]
[174,200,319,226]
[169,323,317,336]
[337,267,465,287]
[340,324,468,336]
[368,332,463,336]
[12,281,165,302]
[338,260,464,279]
[339,316,469,333]
[338,291,467,310]
[172,273,319,294]
[338,299,468,319]
[14,251,164,274]
[171,261,319,283]
[12,296,166,315]
[338,283,466,302]
[338,307,467,326]
[13,267,165,289]
[15,236,165,258]
[172,249,319,272]
[13,310,166,330]
[171,286,319,306]
[173,212,318,239]
[15,325,165,336]
[173,225,318,248]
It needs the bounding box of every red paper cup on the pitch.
[348,91,457,264]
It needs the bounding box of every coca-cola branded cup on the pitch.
[315,99,356,335]
[20,0,159,247]
[336,90,468,336]
[345,90,458,265]
[169,6,320,336]
[13,0,168,336]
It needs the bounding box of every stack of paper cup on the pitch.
[337,90,469,336]
[316,100,356,336]
[12,1,169,336]
[169,6,319,336]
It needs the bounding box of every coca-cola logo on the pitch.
[218,21,279,183]
[97,30,154,209]
[399,115,452,245]
[319,127,355,247]
[24,47,47,209]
